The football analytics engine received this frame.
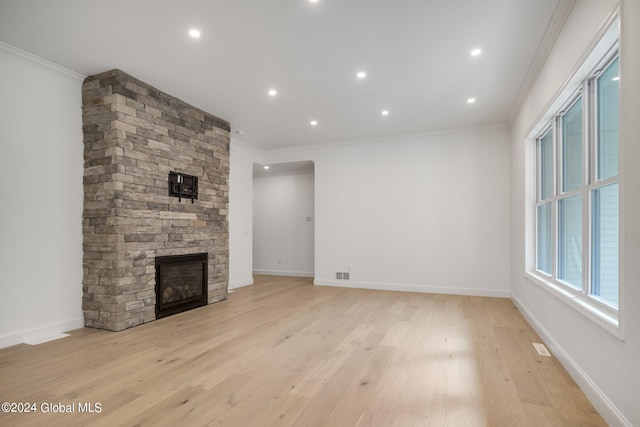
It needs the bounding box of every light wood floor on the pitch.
[0,276,606,426]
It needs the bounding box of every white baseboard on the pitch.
[511,294,631,427]
[253,269,315,278]
[313,278,510,298]
[229,278,254,290]
[0,317,84,350]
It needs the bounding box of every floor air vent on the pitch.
[533,342,551,357]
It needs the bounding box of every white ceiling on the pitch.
[0,0,568,150]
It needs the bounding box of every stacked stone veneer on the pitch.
[81,69,230,331]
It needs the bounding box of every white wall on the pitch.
[229,139,263,289]
[0,44,85,347]
[253,169,314,277]
[265,126,512,296]
[510,0,640,425]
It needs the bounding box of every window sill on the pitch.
[524,271,623,340]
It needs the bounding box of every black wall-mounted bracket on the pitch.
[169,171,198,203]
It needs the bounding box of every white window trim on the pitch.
[526,271,620,337]
[526,16,624,340]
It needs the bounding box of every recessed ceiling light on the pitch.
[467,98,476,104]
[309,0,319,2]
[268,89,277,96]
[470,48,482,57]
[381,110,390,116]
[356,71,367,79]
[310,120,318,126]
[264,165,270,170]
[189,29,201,39]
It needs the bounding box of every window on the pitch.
[532,43,619,332]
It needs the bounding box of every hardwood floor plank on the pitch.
[0,276,606,426]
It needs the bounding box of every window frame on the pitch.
[528,34,621,338]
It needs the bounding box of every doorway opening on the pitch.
[252,161,315,279]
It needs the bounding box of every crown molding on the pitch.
[0,41,85,80]
[507,0,577,125]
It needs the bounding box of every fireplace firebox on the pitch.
[155,253,208,318]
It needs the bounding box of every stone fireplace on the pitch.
[81,69,230,331]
